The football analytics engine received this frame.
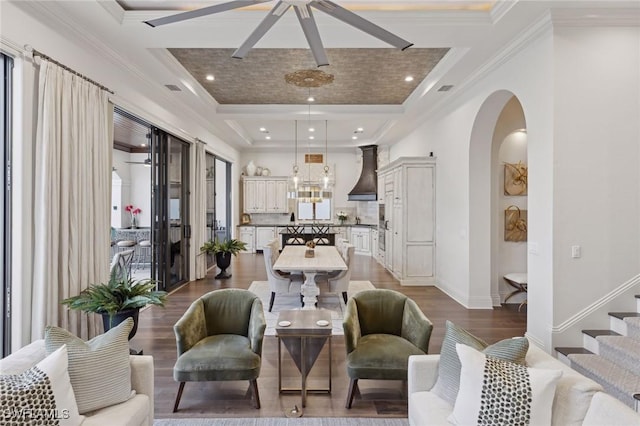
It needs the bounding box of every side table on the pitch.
[276,309,332,407]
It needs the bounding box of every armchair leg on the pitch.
[269,292,276,312]
[173,382,185,412]
[342,291,348,304]
[250,379,261,409]
[346,378,359,408]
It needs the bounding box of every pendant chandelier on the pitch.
[285,69,334,203]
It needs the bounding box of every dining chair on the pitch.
[172,289,266,411]
[285,226,305,245]
[343,289,433,408]
[263,243,303,312]
[110,249,135,281]
[311,225,330,245]
[325,244,355,304]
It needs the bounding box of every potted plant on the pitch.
[62,277,167,340]
[201,238,247,279]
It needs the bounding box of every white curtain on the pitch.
[32,60,111,340]
[194,141,207,279]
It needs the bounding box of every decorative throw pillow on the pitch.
[44,317,133,414]
[449,344,562,426]
[0,345,84,426]
[431,320,529,404]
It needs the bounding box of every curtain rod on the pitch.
[25,45,115,94]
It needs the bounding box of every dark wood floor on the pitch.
[131,253,526,419]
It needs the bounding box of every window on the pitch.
[1,53,13,356]
[297,199,331,221]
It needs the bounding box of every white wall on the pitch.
[551,26,640,344]
[390,20,640,350]
[493,97,528,305]
[392,21,555,346]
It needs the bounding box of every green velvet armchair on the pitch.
[342,289,433,408]
[172,289,266,411]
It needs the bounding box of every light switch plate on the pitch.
[571,245,581,258]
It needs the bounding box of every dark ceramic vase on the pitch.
[101,308,139,340]
[215,252,232,279]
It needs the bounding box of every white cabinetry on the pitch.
[238,226,255,253]
[371,229,378,261]
[242,177,288,214]
[255,227,276,251]
[350,227,371,255]
[378,157,436,285]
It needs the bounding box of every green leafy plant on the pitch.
[62,277,167,316]
[200,238,247,256]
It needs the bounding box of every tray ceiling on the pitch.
[169,47,449,105]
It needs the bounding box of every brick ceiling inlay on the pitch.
[168,48,449,105]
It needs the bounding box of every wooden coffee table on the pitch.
[276,309,333,407]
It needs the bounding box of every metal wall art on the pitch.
[505,205,527,242]
[504,161,528,196]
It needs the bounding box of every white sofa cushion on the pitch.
[449,344,562,426]
[80,394,150,426]
[582,391,640,426]
[0,345,84,426]
[45,318,134,414]
[409,390,453,426]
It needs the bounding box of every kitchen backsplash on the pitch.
[244,201,377,225]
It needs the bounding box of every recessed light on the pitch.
[309,127,315,132]
[356,127,364,133]
[405,76,414,82]
[141,144,146,147]
[352,136,358,140]
[205,74,215,81]
[307,96,315,102]
[259,127,267,132]
[266,136,271,140]
[309,136,315,140]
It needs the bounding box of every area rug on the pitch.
[247,281,375,336]
[155,418,408,426]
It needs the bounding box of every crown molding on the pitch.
[550,8,640,27]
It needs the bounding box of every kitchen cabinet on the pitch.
[242,177,287,214]
[276,227,288,251]
[265,180,288,213]
[255,227,276,251]
[378,157,436,285]
[238,226,255,253]
[350,227,371,255]
[334,226,348,242]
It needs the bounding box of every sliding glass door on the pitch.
[151,129,190,291]
[1,53,13,357]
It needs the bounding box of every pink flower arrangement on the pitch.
[125,205,141,226]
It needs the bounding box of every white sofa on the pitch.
[1,340,154,426]
[408,342,640,426]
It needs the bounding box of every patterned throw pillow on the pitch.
[449,344,562,425]
[44,318,133,414]
[0,345,84,426]
[431,320,529,405]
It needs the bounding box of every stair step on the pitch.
[625,317,640,340]
[583,329,621,338]
[596,336,640,373]
[555,347,594,356]
[568,353,640,409]
[609,312,640,320]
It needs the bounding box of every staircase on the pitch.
[556,295,640,410]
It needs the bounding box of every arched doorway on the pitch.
[469,90,527,311]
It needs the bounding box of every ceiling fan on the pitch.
[126,134,152,166]
[144,0,413,67]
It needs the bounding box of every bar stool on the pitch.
[136,240,152,270]
[503,272,528,311]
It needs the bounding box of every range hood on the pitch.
[348,145,378,201]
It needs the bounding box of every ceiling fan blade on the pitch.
[311,0,413,50]
[232,1,290,59]
[144,0,271,27]
[294,5,329,67]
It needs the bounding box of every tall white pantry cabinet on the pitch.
[378,157,436,285]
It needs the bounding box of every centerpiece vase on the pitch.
[131,216,138,229]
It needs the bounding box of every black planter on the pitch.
[101,308,139,340]
[215,252,232,279]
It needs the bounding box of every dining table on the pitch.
[273,245,347,309]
